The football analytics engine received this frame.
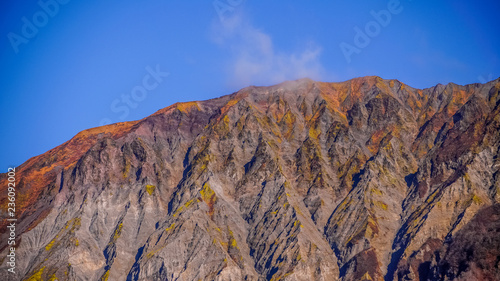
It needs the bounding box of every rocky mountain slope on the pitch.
[1,76,499,281]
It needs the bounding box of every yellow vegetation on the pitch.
[176,101,200,113]
[472,194,482,204]
[361,272,373,280]
[374,201,388,210]
[146,246,164,258]
[230,238,237,248]
[185,199,196,208]
[200,182,215,202]
[67,217,81,233]
[223,114,230,127]
[173,197,199,217]
[123,160,131,178]
[166,223,176,232]
[463,173,473,189]
[146,184,156,195]
[281,110,296,139]
[110,223,123,243]
[26,267,45,281]
[45,240,55,251]
[282,110,295,125]
[195,150,211,173]
[309,125,320,139]
[101,270,110,281]
[228,230,238,249]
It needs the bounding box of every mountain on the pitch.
[1,76,499,281]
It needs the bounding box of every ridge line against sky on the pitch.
[0,0,499,170]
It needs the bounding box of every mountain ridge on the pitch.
[1,76,499,280]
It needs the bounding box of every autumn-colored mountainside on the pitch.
[1,76,499,281]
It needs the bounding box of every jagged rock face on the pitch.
[0,76,499,281]
[422,203,500,281]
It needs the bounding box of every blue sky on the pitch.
[1,0,499,169]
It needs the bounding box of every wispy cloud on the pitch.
[211,12,328,88]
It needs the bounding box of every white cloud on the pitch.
[211,12,328,88]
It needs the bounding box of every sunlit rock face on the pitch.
[1,76,499,281]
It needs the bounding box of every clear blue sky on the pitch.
[1,0,499,170]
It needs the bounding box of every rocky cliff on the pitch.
[1,76,499,280]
